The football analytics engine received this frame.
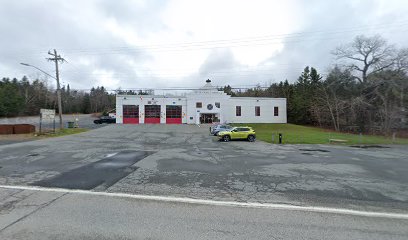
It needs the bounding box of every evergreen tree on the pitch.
[0,78,24,117]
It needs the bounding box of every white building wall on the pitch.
[139,104,145,124]
[116,91,287,124]
[186,92,230,124]
[223,98,287,123]
[116,96,124,124]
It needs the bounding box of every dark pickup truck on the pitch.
[93,116,116,124]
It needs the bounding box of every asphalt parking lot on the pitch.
[0,124,407,212]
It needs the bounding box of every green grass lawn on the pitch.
[232,123,408,144]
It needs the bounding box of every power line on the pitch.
[62,61,327,73]
[57,22,408,55]
[66,83,309,92]
[60,21,408,54]
[6,19,408,60]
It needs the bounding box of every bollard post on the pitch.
[39,114,42,135]
[279,133,282,144]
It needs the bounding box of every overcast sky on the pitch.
[1,0,408,92]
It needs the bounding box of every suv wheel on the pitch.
[247,135,255,142]
[223,135,231,142]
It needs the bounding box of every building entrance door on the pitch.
[200,113,215,124]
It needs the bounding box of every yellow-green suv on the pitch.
[218,127,256,142]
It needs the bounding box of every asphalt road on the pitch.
[0,188,407,240]
[0,124,407,238]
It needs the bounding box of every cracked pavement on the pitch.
[0,124,407,213]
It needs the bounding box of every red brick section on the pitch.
[0,125,14,134]
[0,124,35,134]
[13,124,35,134]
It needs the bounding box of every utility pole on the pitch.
[402,84,406,125]
[47,49,65,130]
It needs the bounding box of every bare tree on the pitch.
[315,67,355,131]
[395,48,408,72]
[368,70,408,133]
[333,35,396,83]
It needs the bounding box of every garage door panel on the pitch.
[145,105,161,124]
[123,105,139,124]
[166,118,182,124]
[123,118,139,124]
[166,105,182,124]
[145,118,161,124]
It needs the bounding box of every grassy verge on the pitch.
[39,128,88,138]
[232,123,408,144]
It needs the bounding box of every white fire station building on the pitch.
[115,80,287,124]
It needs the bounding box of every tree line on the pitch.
[223,35,407,134]
[0,77,115,117]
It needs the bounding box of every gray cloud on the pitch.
[0,0,407,91]
[255,0,408,82]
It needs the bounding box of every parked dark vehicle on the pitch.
[210,124,233,136]
[93,116,116,124]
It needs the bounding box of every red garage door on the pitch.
[123,105,139,124]
[145,105,161,124]
[166,105,182,124]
